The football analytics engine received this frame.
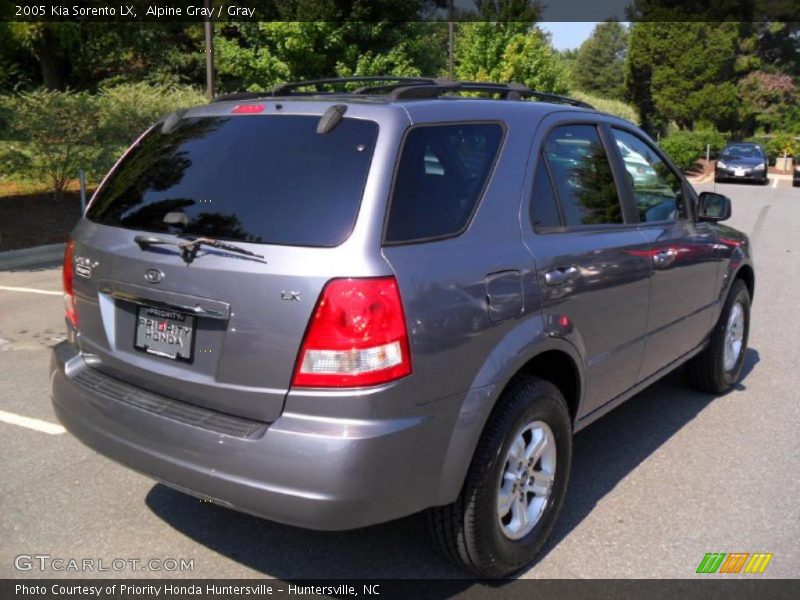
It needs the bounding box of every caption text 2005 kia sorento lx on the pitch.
[52,77,754,577]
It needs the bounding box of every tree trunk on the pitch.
[36,29,66,90]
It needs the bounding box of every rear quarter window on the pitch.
[86,115,378,247]
[384,123,504,244]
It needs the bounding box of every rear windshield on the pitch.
[86,115,378,247]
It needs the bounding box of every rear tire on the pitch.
[687,279,750,393]
[428,377,572,577]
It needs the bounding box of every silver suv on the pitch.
[51,77,754,577]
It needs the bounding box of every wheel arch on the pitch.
[735,263,755,302]
[435,330,585,505]
[507,349,581,423]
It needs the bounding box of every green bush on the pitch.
[96,82,206,148]
[764,132,799,159]
[0,89,103,199]
[745,133,800,162]
[692,128,727,157]
[0,83,205,197]
[571,91,639,124]
[659,129,728,171]
[659,131,704,170]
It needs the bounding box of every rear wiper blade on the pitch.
[134,235,265,265]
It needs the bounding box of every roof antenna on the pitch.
[317,104,347,134]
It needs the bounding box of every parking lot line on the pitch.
[0,285,61,296]
[772,177,779,189]
[0,409,65,434]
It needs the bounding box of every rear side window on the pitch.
[385,123,504,243]
[86,115,378,247]
[542,124,623,227]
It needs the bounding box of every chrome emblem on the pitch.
[281,290,301,301]
[144,269,164,284]
[74,256,98,279]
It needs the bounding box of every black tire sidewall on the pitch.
[716,281,751,387]
[469,380,572,574]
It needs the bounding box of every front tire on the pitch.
[688,279,750,393]
[428,377,572,577]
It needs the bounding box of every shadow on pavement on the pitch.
[146,348,759,580]
[540,347,759,558]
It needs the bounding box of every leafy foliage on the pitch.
[572,21,628,100]
[627,22,740,134]
[0,89,101,199]
[1,7,798,193]
[761,132,799,160]
[0,84,205,197]
[738,71,798,133]
[571,92,639,124]
[658,129,727,171]
[454,23,568,94]
[96,83,206,150]
[214,22,444,92]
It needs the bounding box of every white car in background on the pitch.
[617,139,659,186]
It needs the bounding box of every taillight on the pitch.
[62,239,78,327]
[292,277,412,388]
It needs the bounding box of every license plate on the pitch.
[734,168,746,177]
[135,306,195,361]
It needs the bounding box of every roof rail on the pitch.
[270,76,440,96]
[386,80,594,108]
[265,76,594,109]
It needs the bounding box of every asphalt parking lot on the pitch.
[1,178,798,580]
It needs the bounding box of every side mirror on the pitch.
[698,192,731,222]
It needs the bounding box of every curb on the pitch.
[687,173,713,184]
[0,243,65,270]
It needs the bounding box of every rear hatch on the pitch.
[71,110,379,422]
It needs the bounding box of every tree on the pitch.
[1,23,206,91]
[5,24,79,90]
[0,90,101,199]
[738,70,797,133]
[454,23,569,94]
[214,21,445,92]
[473,0,542,21]
[626,22,740,134]
[555,47,578,88]
[572,20,628,100]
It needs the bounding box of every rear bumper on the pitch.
[51,342,456,530]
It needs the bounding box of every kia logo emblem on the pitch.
[144,269,164,284]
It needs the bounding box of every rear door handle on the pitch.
[653,248,677,268]
[544,266,580,286]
